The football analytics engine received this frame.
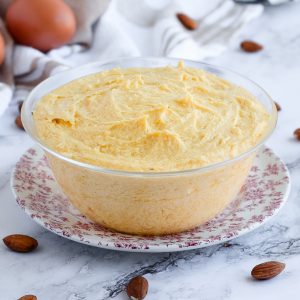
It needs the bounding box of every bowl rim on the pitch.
[21,57,278,178]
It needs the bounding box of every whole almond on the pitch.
[294,128,300,141]
[240,40,263,53]
[176,13,198,30]
[3,234,38,253]
[126,276,148,300]
[18,295,37,300]
[15,115,24,130]
[251,261,285,280]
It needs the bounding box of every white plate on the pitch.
[11,146,290,252]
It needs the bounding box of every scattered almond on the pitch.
[274,102,281,112]
[126,276,148,300]
[176,13,198,30]
[240,40,263,53]
[18,295,37,300]
[3,234,38,253]
[15,115,24,130]
[251,261,285,280]
[294,128,300,141]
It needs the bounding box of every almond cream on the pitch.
[31,61,272,235]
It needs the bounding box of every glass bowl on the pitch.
[21,57,277,235]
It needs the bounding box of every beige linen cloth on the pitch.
[0,0,263,116]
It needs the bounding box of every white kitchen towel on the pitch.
[0,0,263,116]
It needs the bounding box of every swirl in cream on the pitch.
[33,63,270,172]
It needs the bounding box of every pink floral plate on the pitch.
[11,146,290,253]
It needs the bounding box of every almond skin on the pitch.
[126,276,148,300]
[240,40,263,53]
[3,234,38,253]
[15,115,24,130]
[176,13,198,30]
[18,295,37,300]
[294,128,300,141]
[251,261,285,280]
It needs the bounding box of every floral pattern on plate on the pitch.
[11,146,290,252]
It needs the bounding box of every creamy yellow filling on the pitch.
[33,64,270,171]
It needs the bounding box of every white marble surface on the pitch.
[1,3,300,299]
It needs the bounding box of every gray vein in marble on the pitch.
[103,246,222,299]
[67,294,86,300]
[286,158,300,171]
[102,222,300,298]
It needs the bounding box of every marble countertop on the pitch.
[1,3,300,299]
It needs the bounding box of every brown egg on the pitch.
[6,0,76,52]
[0,32,5,65]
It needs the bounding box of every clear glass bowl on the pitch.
[21,57,277,235]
